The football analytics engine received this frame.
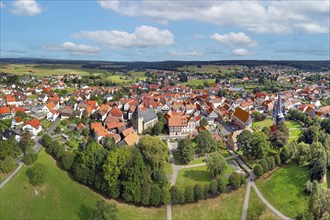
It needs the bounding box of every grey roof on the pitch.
[140,108,157,123]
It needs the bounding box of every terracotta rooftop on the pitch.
[233,107,250,123]
[124,132,139,146]
[0,106,11,115]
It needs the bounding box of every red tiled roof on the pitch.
[0,106,10,115]
[121,127,135,137]
[23,118,41,129]
[13,107,25,114]
[109,106,123,117]
[6,97,16,103]
[46,102,56,110]
[124,132,139,146]
[90,122,103,130]
[233,107,250,123]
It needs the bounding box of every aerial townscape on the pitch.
[0,1,329,220]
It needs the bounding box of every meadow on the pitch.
[172,186,246,220]
[255,162,309,218]
[0,150,166,220]
[247,187,279,220]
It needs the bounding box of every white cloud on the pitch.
[232,48,252,56]
[44,42,100,55]
[168,49,204,57]
[72,25,174,48]
[210,32,257,47]
[193,34,204,40]
[0,1,5,8]
[186,50,204,56]
[11,0,43,16]
[98,1,329,35]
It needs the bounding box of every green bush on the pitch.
[27,163,47,186]
[253,164,264,177]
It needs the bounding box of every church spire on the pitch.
[273,93,285,125]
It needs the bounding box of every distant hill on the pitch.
[1,58,329,71]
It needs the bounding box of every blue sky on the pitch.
[1,0,329,61]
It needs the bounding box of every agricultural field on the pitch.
[247,188,279,220]
[180,79,216,87]
[177,65,241,74]
[172,185,246,220]
[130,71,148,80]
[107,75,132,83]
[0,150,166,220]
[255,162,309,218]
[0,64,96,76]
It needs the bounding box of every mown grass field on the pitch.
[107,75,132,83]
[252,119,302,143]
[0,64,94,76]
[255,162,309,218]
[177,65,241,74]
[180,79,216,86]
[175,163,234,189]
[172,185,246,220]
[130,71,147,80]
[0,150,166,220]
[247,188,279,220]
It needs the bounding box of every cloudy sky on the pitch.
[0,0,329,61]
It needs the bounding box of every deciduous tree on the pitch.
[206,151,227,178]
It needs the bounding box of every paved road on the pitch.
[0,160,23,189]
[47,117,60,135]
[241,182,252,220]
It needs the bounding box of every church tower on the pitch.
[273,93,285,126]
[132,103,144,134]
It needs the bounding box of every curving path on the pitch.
[251,182,292,220]
[228,149,293,220]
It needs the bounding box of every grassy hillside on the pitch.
[0,150,166,220]
[172,186,246,220]
[255,163,309,218]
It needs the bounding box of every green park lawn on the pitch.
[247,188,279,220]
[172,185,246,220]
[175,163,234,189]
[0,150,166,220]
[175,165,211,189]
[252,119,302,142]
[255,162,309,218]
[252,119,273,130]
[180,79,216,87]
